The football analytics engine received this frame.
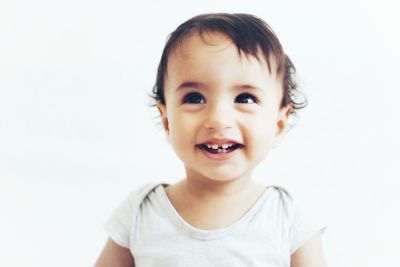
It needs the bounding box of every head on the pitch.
[151,13,306,183]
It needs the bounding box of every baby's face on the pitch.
[158,32,290,182]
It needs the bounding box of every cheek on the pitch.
[245,116,278,147]
[168,114,195,146]
[252,127,274,147]
[248,129,276,163]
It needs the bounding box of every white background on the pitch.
[1,0,399,266]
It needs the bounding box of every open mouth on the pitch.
[196,143,244,154]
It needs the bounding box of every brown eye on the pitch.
[235,93,258,104]
[182,92,206,104]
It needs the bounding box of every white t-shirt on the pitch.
[104,182,326,267]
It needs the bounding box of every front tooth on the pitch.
[211,144,219,149]
[222,144,229,149]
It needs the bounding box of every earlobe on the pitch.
[156,103,169,133]
[272,105,292,149]
[276,105,292,135]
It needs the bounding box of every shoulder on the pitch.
[265,184,296,215]
[128,182,164,201]
[103,182,167,248]
[267,185,327,255]
[266,184,293,200]
[119,181,166,202]
[265,185,325,231]
[266,185,317,222]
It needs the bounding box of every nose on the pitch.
[203,101,234,131]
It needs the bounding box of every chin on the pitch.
[199,170,250,183]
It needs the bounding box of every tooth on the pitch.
[206,144,212,148]
[222,144,229,149]
[218,148,222,153]
[212,144,219,149]
[222,148,227,153]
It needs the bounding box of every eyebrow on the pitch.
[175,81,263,92]
[176,81,208,91]
[235,84,263,91]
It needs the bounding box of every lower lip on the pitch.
[197,146,241,161]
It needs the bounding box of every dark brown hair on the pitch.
[151,13,306,115]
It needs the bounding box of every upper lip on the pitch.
[197,138,243,146]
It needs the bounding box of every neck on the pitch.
[180,170,261,201]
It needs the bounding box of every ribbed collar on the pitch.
[155,184,272,240]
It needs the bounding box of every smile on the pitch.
[196,143,244,154]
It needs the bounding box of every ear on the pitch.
[272,105,292,149]
[156,102,169,133]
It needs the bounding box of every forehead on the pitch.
[172,31,235,57]
[169,31,271,66]
[165,32,278,83]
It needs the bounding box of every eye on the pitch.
[182,92,206,104]
[235,93,258,104]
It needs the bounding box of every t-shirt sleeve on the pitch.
[287,191,327,255]
[103,189,139,248]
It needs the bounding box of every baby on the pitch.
[95,13,327,267]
